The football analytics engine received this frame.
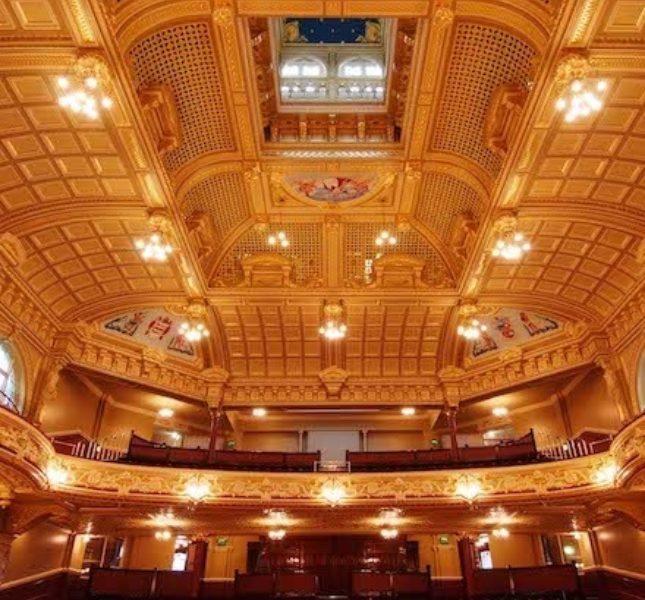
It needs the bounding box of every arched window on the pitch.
[338,57,384,78]
[0,340,21,413]
[280,57,327,78]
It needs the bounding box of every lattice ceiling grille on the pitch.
[129,22,235,171]
[432,22,535,173]
[343,222,450,285]
[211,223,323,286]
[415,172,483,241]
[182,172,250,244]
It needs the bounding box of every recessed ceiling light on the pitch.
[158,408,174,419]
[401,407,416,416]
[492,407,508,417]
[252,407,267,417]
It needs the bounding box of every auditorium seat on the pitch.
[392,571,432,599]
[471,568,511,599]
[155,570,194,599]
[88,568,155,599]
[234,572,275,598]
[275,572,319,597]
[511,565,583,599]
[414,449,453,467]
[352,571,392,597]
[167,446,207,467]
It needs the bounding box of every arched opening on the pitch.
[0,339,23,414]
[280,56,327,78]
[337,56,384,78]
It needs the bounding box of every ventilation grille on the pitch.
[130,22,235,170]
[415,172,483,241]
[343,223,448,285]
[432,22,535,174]
[183,172,250,244]
[212,223,323,286]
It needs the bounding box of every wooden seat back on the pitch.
[511,565,579,594]
[89,568,155,598]
[471,568,511,596]
[235,572,274,598]
[154,570,194,598]
[275,572,319,596]
[352,571,391,596]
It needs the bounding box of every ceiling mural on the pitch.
[469,309,561,359]
[285,174,377,202]
[102,310,197,361]
[282,19,383,45]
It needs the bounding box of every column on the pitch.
[297,430,304,453]
[457,535,475,600]
[209,409,223,453]
[27,358,67,425]
[447,407,459,457]
[361,429,369,452]
[587,528,603,567]
[0,532,14,583]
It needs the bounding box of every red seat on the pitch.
[414,449,452,467]
[284,452,319,471]
[459,446,498,463]
[275,572,319,596]
[352,571,391,596]
[167,447,207,466]
[392,572,431,598]
[511,565,580,595]
[235,572,274,598]
[155,570,194,598]
[471,569,512,597]
[89,568,154,598]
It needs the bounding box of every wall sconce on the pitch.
[492,527,510,539]
[380,527,399,539]
[268,529,286,541]
[185,478,211,502]
[46,461,70,487]
[594,461,618,485]
[455,479,482,503]
[321,482,346,506]
[155,529,172,541]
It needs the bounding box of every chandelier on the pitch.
[492,232,531,261]
[457,318,487,340]
[556,79,607,123]
[375,229,397,247]
[380,527,399,540]
[268,529,286,541]
[135,231,173,262]
[179,320,209,342]
[492,527,510,539]
[321,482,346,506]
[155,530,172,541]
[455,479,482,502]
[267,230,290,248]
[185,478,210,502]
[319,302,348,340]
[57,56,113,120]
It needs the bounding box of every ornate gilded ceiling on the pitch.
[0,0,643,391]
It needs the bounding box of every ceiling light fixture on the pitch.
[267,230,290,249]
[556,79,607,123]
[46,461,70,487]
[155,529,172,541]
[178,320,209,342]
[455,479,482,503]
[380,527,399,540]
[266,509,289,527]
[57,57,113,120]
[158,408,174,419]
[375,230,397,247]
[268,529,286,541]
[457,318,487,340]
[492,232,531,261]
[319,301,348,341]
[135,231,173,262]
[401,407,416,417]
[492,407,508,418]
[185,478,210,503]
[492,527,510,539]
[252,407,267,418]
[594,461,618,485]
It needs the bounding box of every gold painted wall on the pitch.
[565,371,622,436]
[99,402,156,442]
[409,534,462,578]
[241,432,299,452]
[490,534,543,568]
[4,522,69,582]
[125,535,174,570]
[596,519,645,575]
[510,402,567,448]
[41,371,100,437]
[205,535,258,579]
[367,431,425,451]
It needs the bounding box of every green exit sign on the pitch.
[438,535,450,545]
[216,536,229,547]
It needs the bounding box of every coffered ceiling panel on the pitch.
[0,0,72,40]
[182,171,251,245]
[17,218,183,318]
[129,22,236,172]
[211,223,324,287]
[522,74,645,214]
[0,72,141,215]
[431,22,536,174]
[483,217,642,317]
